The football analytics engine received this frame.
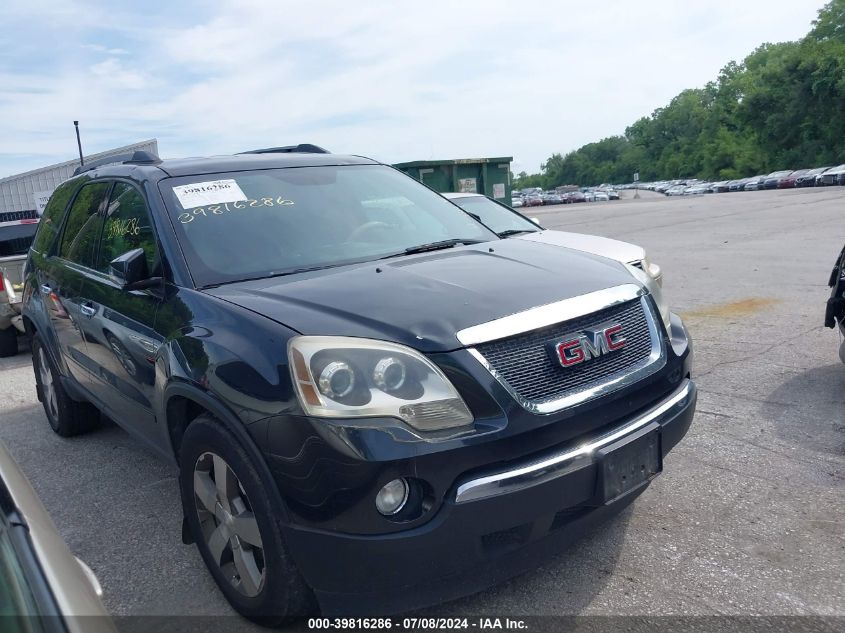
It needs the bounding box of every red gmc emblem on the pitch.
[553,323,626,368]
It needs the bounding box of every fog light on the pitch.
[375,478,409,516]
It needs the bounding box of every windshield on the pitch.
[160,164,498,287]
[448,196,539,235]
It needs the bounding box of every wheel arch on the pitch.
[22,314,37,337]
[163,382,291,523]
[22,313,67,379]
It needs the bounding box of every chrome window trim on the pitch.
[454,378,694,504]
[467,294,666,414]
[456,283,644,347]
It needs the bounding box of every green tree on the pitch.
[518,1,845,185]
[810,0,845,42]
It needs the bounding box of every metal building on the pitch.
[394,156,513,202]
[0,139,159,214]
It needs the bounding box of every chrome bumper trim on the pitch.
[456,284,644,346]
[454,379,694,504]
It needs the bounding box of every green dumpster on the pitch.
[393,157,513,203]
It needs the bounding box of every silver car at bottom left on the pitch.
[0,441,114,633]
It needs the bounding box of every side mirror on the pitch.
[109,248,149,289]
[531,217,541,225]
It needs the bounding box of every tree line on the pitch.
[514,0,845,189]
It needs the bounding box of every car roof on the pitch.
[78,152,380,180]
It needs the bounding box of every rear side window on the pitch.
[31,180,77,254]
[59,182,111,267]
[98,183,158,273]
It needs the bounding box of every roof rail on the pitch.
[239,144,330,155]
[72,150,162,176]
[125,150,161,165]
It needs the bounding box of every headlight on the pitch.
[626,264,671,333]
[288,336,474,431]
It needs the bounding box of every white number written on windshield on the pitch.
[178,197,295,223]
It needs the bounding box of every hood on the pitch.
[204,238,640,352]
[515,230,645,266]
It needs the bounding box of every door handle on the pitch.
[40,284,52,295]
[80,303,96,318]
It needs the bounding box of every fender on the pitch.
[162,380,292,525]
[22,295,59,366]
[23,308,89,402]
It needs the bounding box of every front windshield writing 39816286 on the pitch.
[160,164,498,287]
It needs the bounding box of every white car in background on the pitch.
[511,195,524,208]
[819,164,845,186]
[684,183,709,195]
[442,192,663,285]
[593,191,610,201]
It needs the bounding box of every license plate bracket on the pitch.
[597,423,662,504]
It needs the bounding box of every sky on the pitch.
[0,0,825,178]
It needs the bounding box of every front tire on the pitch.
[31,333,100,437]
[179,414,315,625]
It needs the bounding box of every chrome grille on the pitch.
[474,297,659,409]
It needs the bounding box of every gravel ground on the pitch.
[0,186,842,627]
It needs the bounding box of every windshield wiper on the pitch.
[199,263,346,289]
[497,229,539,237]
[402,238,485,256]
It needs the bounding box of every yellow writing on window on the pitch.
[106,217,141,238]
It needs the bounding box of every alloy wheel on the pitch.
[193,452,265,597]
[38,348,58,422]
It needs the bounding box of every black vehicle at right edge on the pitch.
[826,243,845,363]
[21,148,695,623]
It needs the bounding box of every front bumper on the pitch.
[283,378,697,615]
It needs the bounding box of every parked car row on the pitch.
[636,164,845,196]
[511,187,618,206]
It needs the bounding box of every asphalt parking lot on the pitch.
[0,187,843,625]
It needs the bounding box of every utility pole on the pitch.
[74,121,84,166]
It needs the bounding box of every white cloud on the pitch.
[82,43,129,55]
[89,58,150,90]
[0,0,824,177]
